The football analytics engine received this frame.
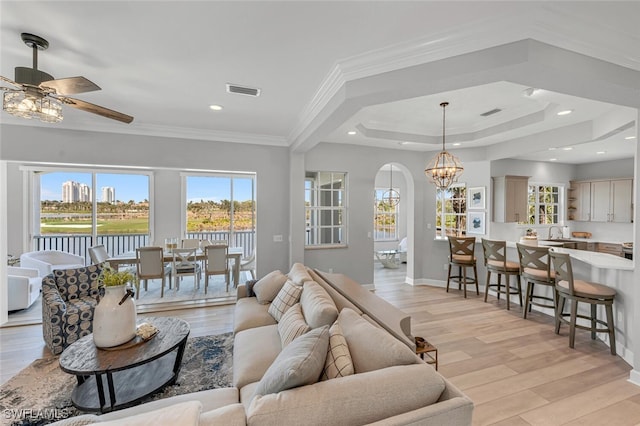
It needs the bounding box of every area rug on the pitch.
[0,333,233,426]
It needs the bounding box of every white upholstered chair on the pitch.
[7,266,41,311]
[19,250,84,277]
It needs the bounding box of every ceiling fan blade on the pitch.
[41,76,101,95]
[0,75,22,89]
[58,96,133,124]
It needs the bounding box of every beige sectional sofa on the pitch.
[52,263,473,426]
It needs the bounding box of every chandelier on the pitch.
[425,102,463,190]
[3,90,63,123]
[382,164,400,207]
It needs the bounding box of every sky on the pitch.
[40,172,254,202]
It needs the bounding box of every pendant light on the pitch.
[382,164,400,207]
[425,102,464,189]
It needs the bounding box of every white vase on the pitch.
[93,285,137,348]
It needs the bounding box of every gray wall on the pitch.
[0,124,291,277]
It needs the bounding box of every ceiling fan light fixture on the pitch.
[3,91,63,123]
[425,102,464,190]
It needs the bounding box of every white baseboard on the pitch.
[629,370,640,387]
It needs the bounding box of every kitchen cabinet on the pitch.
[596,242,623,257]
[590,179,632,223]
[568,181,591,221]
[569,178,632,223]
[492,176,529,223]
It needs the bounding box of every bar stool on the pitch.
[446,236,479,298]
[516,243,556,319]
[481,239,522,310]
[549,250,617,355]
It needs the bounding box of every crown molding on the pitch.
[1,120,289,147]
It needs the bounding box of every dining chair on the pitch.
[516,243,556,319]
[172,248,201,291]
[549,250,617,355]
[446,236,479,298]
[181,238,202,249]
[239,251,256,280]
[481,238,522,310]
[203,244,230,293]
[136,246,172,298]
[88,244,110,265]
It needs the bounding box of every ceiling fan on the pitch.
[0,33,133,124]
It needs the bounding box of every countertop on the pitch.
[505,241,634,271]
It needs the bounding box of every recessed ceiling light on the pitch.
[209,105,223,111]
[452,142,461,146]
[596,151,606,154]
[625,136,636,140]
[548,147,556,151]
[557,109,573,116]
[562,147,573,151]
[347,130,357,135]
[550,158,557,161]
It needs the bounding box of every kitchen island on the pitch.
[505,243,634,366]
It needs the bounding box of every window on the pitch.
[184,173,256,256]
[374,188,398,241]
[305,172,346,247]
[528,184,561,225]
[436,184,466,237]
[35,169,150,257]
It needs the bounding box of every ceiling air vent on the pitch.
[480,108,502,117]
[226,83,261,97]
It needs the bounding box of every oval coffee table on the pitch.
[59,316,190,413]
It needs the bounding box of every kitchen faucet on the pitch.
[548,225,563,239]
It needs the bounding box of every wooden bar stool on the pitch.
[481,239,522,310]
[516,243,556,319]
[549,250,617,355]
[446,236,479,298]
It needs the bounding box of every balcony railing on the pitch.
[34,230,255,263]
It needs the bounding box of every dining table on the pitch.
[107,247,244,287]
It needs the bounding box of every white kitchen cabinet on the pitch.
[590,179,633,223]
[492,176,529,223]
[568,181,591,221]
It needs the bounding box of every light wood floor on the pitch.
[2,265,639,425]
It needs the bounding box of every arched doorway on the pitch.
[373,163,414,284]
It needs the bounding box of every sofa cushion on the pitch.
[338,308,420,373]
[287,263,313,286]
[252,325,329,399]
[321,321,354,381]
[277,303,310,347]
[233,324,282,389]
[99,401,202,426]
[268,280,303,322]
[199,403,246,426]
[234,297,277,334]
[247,364,446,426]
[253,270,288,304]
[300,281,339,329]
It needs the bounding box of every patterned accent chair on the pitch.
[41,264,103,355]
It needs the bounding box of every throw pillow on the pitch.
[300,281,339,329]
[278,303,311,347]
[320,321,354,381]
[287,263,313,286]
[268,279,303,322]
[253,270,288,304]
[253,325,330,399]
[337,308,420,374]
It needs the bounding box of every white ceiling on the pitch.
[1,1,639,165]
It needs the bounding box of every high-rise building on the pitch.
[101,186,115,203]
[61,181,92,203]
